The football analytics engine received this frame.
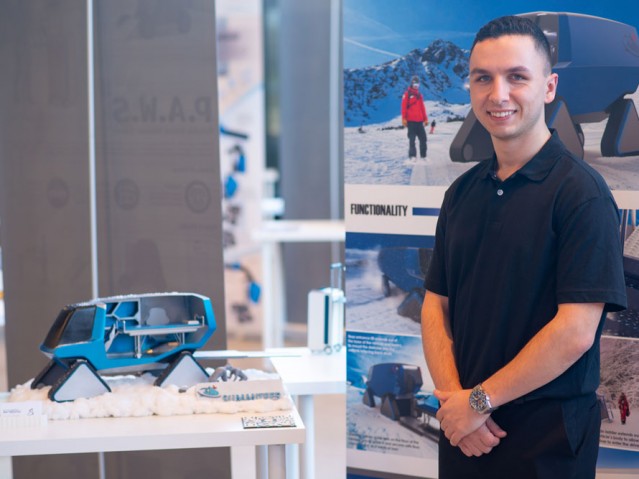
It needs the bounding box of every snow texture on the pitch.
[345,102,473,187]
[346,248,421,336]
[7,369,292,421]
[347,386,438,459]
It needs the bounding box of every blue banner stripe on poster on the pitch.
[346,232,435,250]
[348,471,423,479]
[412,207,440,216]
[598,447,639,468]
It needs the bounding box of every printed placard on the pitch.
[241,414,296,429]
[1,401,43,417]
[194,379,285,402]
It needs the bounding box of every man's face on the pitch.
[469,35,557,143]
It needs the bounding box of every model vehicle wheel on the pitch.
[382,274,392,297]
[362,387,376,407]
[380,394,401,421]
[575,123,584,146]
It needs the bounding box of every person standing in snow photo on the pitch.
[401,75,428,161]
[619,392,630,425]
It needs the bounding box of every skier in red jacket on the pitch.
[401,75,428,160]
[619,392,630,425]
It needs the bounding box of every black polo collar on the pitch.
[484,130,564,183]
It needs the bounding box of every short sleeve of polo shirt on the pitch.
[555,194,626,312]
[424,192,449,296]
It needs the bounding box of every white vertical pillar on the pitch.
[329,0,342,264]
[87,0,98,301]
[87,3,104,479]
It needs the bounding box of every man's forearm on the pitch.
[423,291,507,454]
[433,302,603,447]
[481,302,604,408]
[421,291,461,390]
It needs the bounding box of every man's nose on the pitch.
[489,77,509,104]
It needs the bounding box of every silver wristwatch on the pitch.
[469,383,496,414]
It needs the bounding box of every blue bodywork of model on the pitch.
[32,292,216,402]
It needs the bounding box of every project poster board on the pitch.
[344,1,639,477]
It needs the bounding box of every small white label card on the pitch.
[241,414,296,429]
[1,401,43,417]
[0,401,46,428]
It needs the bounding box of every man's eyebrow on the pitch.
[469,67,490,76]
[469,66,532,76]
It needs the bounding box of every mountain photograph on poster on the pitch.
[344,0,639,188]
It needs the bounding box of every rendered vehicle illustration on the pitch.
[451,11,639,162]
[598,392,616,423]
[362,363,440,440]
[378,247,432,322]
[31,292,216,402]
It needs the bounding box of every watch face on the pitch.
[470,385,490,413]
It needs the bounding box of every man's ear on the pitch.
[545,73,559,104]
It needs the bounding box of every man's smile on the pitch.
[488,110,516,118]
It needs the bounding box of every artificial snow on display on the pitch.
[7,369,292,420]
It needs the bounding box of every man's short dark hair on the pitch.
[471,15,553,72]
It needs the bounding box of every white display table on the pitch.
[253,220,346,349]
[269,347,346,479]
[0,407,305,479]
[268,347,346,396]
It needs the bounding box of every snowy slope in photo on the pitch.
[346,69,639,189]
[347,386,439,459]
[346,248,422,336]
[345,101,474,186]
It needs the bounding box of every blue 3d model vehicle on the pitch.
[31,292,216,402]
[363,363,440,440]
[378,247,432,322]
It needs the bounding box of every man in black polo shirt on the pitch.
[422,15,627,479]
